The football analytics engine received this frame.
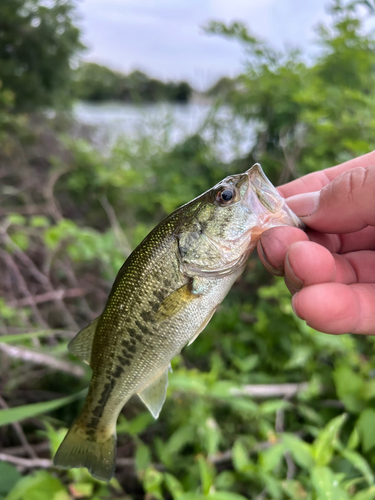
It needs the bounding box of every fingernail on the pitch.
[285,253,303,290]
[258,240,284,276]
[291,293,303,319]
[286,191,320,218]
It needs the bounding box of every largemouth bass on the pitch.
[54,164,303,481]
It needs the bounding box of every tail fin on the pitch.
[53,423,116,482]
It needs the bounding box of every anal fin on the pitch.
[68,316,100,365]
[137,365,171,419]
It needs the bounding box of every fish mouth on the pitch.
[245,164,305,230]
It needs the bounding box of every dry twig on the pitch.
[0,344,85,377]
[0,396,37,459]
[231,382,309,398]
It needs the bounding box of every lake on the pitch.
[73,101,255,162]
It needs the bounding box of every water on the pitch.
[73,101,255,162]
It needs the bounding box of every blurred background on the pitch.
[1,0,375,499]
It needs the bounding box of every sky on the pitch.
[75,0,330,90]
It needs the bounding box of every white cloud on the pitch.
[76,0,331,88]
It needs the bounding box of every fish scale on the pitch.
[53,163,304,481]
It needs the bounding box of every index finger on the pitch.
[278,150,375,198]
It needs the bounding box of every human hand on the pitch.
[257,150,375,335]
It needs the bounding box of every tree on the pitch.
[73,62,124,102]
[206,0,375,184]
[0,0,83,111]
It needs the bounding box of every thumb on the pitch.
[286,166,375,233]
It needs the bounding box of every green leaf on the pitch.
[353,486,375,500]
[169,372,207,395]
[333,364,364,412]
[207,493,248,500]
[196,455,214,495]
[164,473,185,500]
[135,443,151,476]
[281,480,308,499]
[258,471,283,499]
[178,494,205,500]
[313,413,347,466]
[0,391,86,427]
[0,463,22,497]
[0,330,56,344]
[260,400,291,414]
[341,449,374,486]
[282,434,314,469]
[7,214,26,226]
[357,409,375,452]
[232,440,250,472]
[202,417,221,456]
[30,216,49,228]
[259,443,285,472]
[162,425,195,462]
[9,233,29,251]
[4,470,69,500]
[227,398,258,415]
[311,466,350,500]
[143,467,164,500]
[215,471,236,490]
[210,380,240,399]
[69,482,94,498]
[117,412,153,436]
[347,427,360,450]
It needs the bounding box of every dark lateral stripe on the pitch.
[89,381,113,423]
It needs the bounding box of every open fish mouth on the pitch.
[246,163,305,230]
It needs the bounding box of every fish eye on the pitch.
[215,186,236,205]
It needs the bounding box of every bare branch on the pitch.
[44,168,68,221]
[231,382,309,398]
[0,453,163,472]
[0,249,48,327]
[0,453,51,469]
[100,196,132,257]
[58,258,97,319]
[6,288,87,307]
[0,344,85,377]
[1,442,50,456]
[0,396,37,459]
[1,232,79,330]
[0,205,48,216]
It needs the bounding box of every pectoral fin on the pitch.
[138,365,171,419]
[155,281,199,321]
[68,316,100,365]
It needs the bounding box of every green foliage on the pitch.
[73,62,193,103]
[0,0,82,111]
[206,76,238,98]
[3,470,70,500]
[0,391,85,427]
[206,0,375,184]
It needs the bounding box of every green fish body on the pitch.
[53,164,303,481]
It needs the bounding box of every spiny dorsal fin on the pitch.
[137,365,171,419]
[68,316,100,365]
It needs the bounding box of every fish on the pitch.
[53,163,303,481]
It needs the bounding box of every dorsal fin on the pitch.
[137,365,171,419]
[68,316,100,364]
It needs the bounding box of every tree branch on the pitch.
[0,344,85,377]
[231,382,309,398]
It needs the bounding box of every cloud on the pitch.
[76,0,329,88]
